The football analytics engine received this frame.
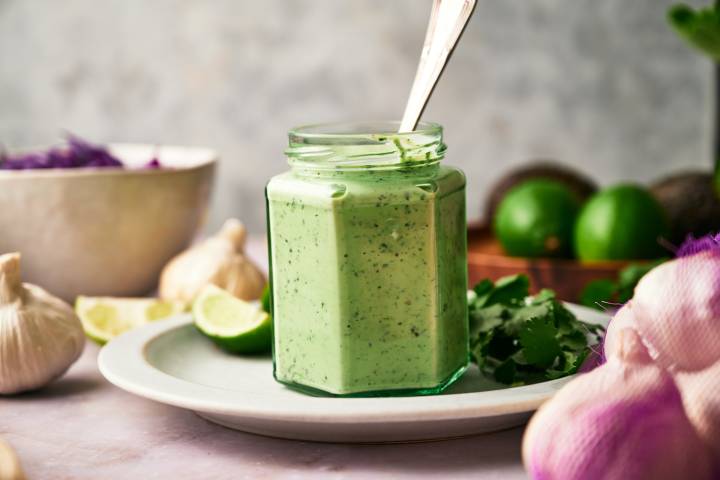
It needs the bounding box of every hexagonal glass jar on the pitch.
[266,121,468,396]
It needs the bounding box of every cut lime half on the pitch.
[192,285,272,354]
[76,296,185,344]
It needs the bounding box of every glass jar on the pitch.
[266,121,468,396]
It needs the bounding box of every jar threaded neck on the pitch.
[285,121,445,172]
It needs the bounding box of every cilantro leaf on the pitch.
[469,303,506,337]
[546,349,589,380]
[557,329,588,351]
[530,289,556,304]
[479,274,529,307]
[472,278,494,298]
[470,331,493,368]
[519,317,561,368]
[502,302,551,336]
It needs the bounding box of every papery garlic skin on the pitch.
[633,251,720,372]
[0,253,85,394]
[159,219,266,305]
[523,329,714,480]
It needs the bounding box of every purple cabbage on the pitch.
[144,158,162,169]
[676,233,720,258]
[0,135,163,171]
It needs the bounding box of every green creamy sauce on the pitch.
[266,164,469,395]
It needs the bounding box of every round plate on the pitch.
[98,305,609,443]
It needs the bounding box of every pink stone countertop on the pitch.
[0,238,528,479]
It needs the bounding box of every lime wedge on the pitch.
[192,285,272,354]
[260,284,271,314]
[76,296,186,344]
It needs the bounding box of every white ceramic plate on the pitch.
[98,304,608,443]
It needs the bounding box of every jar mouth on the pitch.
[286,121,445,171]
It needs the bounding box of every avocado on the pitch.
[484,161,597,224]
[650,171,720,245]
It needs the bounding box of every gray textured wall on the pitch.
[0,0,713,233]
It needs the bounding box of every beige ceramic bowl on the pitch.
[0,144,217,301]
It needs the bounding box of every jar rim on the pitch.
[285,120,445,171]
[288,120,442,140]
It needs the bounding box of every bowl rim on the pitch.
[0,143,218,179]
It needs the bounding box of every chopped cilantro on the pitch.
[469,274,604,386]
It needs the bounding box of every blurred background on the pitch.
[0,0,712,233]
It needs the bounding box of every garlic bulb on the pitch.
[523,328,714,480]
[0,253,85,394]
[159,219,266,305]
[0,438,26,480]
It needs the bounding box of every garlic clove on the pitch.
[0,253,24,304]
[218,218,247,252]
[523,328,714,480]
[633,251,720,372]
[159,219,266,305]
[218,255,266,301]
[603,302,638,361]
[0,253,85,395]
[603,302,662,364]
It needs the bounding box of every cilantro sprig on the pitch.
[468,275,604,386]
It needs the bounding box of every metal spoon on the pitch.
[398,0,477,133]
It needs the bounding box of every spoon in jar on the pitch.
[398,0,477,133]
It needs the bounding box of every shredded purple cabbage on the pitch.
[144,158,162,169]
[676,233,720,257]
[0,135,163,171]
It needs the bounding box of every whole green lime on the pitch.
[494,179,581,258]
[574,184,669,261]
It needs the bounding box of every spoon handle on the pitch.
[399,0,477,133]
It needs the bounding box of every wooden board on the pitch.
[468,224,628,302]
